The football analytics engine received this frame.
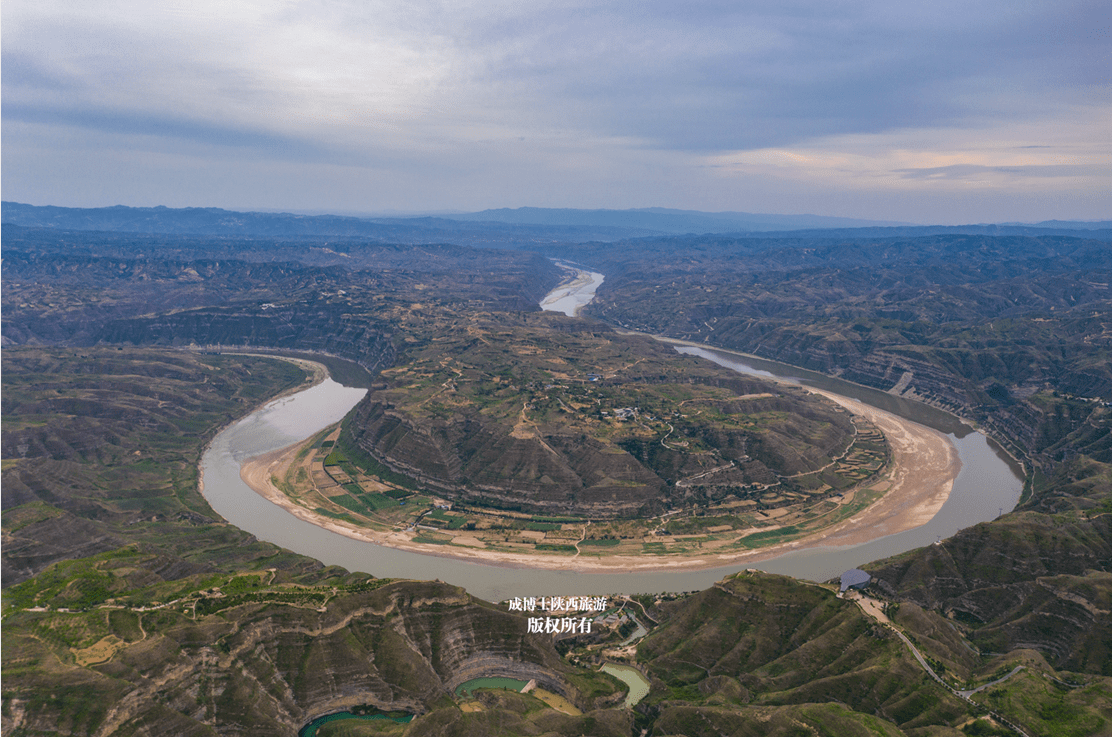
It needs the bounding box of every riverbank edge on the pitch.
[237,393,960,574]
[195,350,330,501]
[652,335,1028,478]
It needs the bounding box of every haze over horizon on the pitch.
[3,1,1109,224]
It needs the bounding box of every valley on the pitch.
[237,348,959,572]
[2,207,1110,736]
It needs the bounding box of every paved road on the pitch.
[959,665,1025,699]
[846,592,1031,737]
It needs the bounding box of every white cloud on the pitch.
[706,107,1112,191]
[3,0,1108,219]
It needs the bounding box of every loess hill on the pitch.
[4,214,1112,735]
[2,226,886,530]
[5,348,1109,737]
[343,311,861,519]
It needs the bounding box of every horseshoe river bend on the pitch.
[199,269,1022,602]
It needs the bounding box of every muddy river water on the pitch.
[199,273,1022,602]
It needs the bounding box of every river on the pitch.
[538,263,605,316]
[198,272,1022,602]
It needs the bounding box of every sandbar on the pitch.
[239,392,959,573]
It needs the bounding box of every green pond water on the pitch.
[299,711,413,737]
[454,677,530,698]
[601,664,650,708]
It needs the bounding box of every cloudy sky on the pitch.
[3,1,1109,223]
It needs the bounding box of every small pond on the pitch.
[601,664,651,708]
[454,677,530,698]
[299,711,413,737]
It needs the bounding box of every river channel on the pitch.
[199,272,1022,602]
[538,262,605,316]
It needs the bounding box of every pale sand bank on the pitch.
[239,391,958,573]
[539,265,604,317]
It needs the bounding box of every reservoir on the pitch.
[198,276,1023,602]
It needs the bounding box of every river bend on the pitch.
[199,274,1022,602]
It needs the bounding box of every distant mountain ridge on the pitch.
[0,202,658,244]
[440,206,909,233]
[1007,219,1112,230]
[3,201,1109,243]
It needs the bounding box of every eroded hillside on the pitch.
[345,311,861,518]
[5,222,1112,736]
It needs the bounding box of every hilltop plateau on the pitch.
[345,311,863,519]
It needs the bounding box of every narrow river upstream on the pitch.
[199,269,1022,602]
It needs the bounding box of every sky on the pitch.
[2,1,1109,224]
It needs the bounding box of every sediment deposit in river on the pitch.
[199,273,1021,600]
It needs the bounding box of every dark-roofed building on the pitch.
[840,569,871,593]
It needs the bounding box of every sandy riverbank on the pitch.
[239,391,958,573]
[197,353,331,497]
[539,265,604,317]
[805,389,958,543]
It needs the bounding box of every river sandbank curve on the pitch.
[238,392,958,573]
[232,267,961,574]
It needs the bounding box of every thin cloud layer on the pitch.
[2,0,1108,221]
